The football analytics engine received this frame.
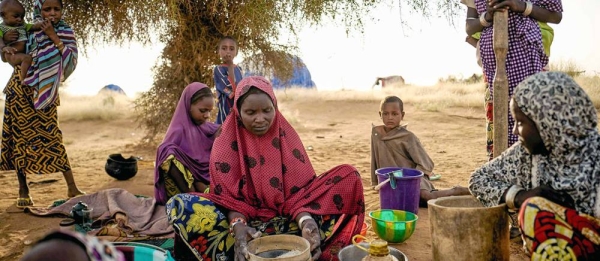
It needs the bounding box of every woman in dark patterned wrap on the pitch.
[0,0,84,208]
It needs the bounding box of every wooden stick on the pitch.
[493,11,509,158]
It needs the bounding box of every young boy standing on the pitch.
[371,96,470,207]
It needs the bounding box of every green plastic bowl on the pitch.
[369,209,418,243]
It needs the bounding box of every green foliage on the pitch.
[17,0,460,140]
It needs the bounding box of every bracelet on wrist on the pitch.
[505,185,525,210]
[298,215,314,230]
[55,41,64,50]
[480,12,492,27]
[522,1,533,16]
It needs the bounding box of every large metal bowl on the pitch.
[338,243,408,261]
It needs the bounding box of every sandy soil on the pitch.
[0,96,530,261]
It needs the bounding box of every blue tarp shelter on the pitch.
[98,84,126,95]
[241,55,316,89]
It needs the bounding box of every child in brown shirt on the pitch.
[371,96,470,207]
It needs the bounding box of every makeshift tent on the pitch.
[241,55,316,89]
[98,84,126,95]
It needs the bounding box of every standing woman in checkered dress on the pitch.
[466,0,562,155]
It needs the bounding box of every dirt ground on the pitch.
[0,96,530,260]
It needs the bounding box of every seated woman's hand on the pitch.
[515,185,575,209]
[301,219,322,260]
[233,223,261,261]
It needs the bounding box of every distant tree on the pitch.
[18,0,461,139]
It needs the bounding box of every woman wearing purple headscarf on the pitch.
[154,82,220,205]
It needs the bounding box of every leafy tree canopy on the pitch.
[19,0,461,139]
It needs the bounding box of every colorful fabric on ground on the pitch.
[114,242,175,261]
[167,194,350,261]
[519,197,600,260]
[214,64,242,124]
[154,82,219,204]
[470,72,600,218]
[36,230,125,261]
[23,0,78,110]
[474,0,562,148]
[0,67,70,175]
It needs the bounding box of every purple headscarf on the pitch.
[154,82,219,204]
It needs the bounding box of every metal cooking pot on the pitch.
[105,154,138,180]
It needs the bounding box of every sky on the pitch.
[0,0,597,96]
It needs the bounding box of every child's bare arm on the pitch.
[465,7,484,36]
[0,33,17,63]
[30,21,44,31]
[465,36,479,48]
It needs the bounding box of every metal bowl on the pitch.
[338,243,408,261]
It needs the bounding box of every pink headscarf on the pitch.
[204,76,365,220]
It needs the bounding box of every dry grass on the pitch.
[0,92,134,122]
[59,94,134,122]
[276,73,600,113]
[576,75,600,108]
[276,82,485,113]
[548,59,586,78]
[0,73,596,125]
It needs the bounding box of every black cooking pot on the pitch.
[105,154,138,180]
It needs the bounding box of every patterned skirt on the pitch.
[0,67,70,175]
[159,155,207,200]
[166,194,356,261]
[519,197,600,260]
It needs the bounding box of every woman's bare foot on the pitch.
[62,170,85,197]
[17,180,33,208]
[67,186,85,198]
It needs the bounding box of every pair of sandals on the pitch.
[16,192,86,209]
[428,173,442,181]
[16,196,34,209]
